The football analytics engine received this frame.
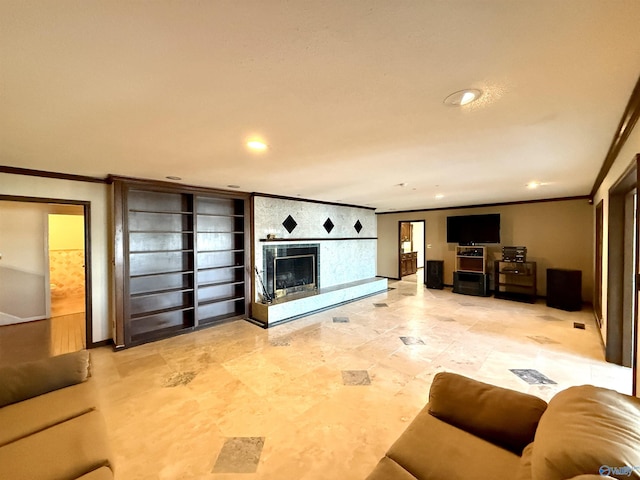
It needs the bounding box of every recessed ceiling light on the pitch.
[443,89,482,106]
[435,194,444,199]
[247,140,268,151]
[526,181,547,189]
[166,176,182,181]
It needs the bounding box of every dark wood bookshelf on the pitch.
[113,179,250,348]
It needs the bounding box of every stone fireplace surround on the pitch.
[251,196,388,327]
[253,241,387,327]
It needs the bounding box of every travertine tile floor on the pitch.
[90,280,632,479]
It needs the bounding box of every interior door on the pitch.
[623,191,637,370]
[635,155,640,397]
[595,200,604,325]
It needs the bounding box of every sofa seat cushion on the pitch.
[0,351,90,407]
[366,456,418,480]
[428,372,548,454]
[0,380,97,447]
[514,442,534,480]
[0,410,113,480]
[384,403,520,480]
[532,385,640,480]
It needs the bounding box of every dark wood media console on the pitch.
[453,246,489,296]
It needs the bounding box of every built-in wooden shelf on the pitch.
[113,179,250,348]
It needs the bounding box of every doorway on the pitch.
[47,209,86,355]
[398,220,426,282]
[0,197,91,362]
[606,160,637,395]
[594,200,604,326]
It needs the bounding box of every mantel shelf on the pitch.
[259,237,377,242]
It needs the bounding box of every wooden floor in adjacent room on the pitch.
[0,296,85,367]
[50,312,85,356]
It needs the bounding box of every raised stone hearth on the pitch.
[251,277,388,327]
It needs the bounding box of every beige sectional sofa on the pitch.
[0,351,114,480]
[367,372,640,480]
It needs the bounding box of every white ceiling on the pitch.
[2,1,640,212]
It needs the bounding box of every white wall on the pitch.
[0,201,48,322]
[0,201,47,274]
[412,221,425,267]
[0,173,112,342]
[253,196,377,300]
[377,199,593,300]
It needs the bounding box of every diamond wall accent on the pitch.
[354,220,363,233]
[323,218,334,234]
[282,215,298,233]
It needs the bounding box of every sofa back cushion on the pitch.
[532,385,640,480]
[428,372,548,454]
[0,350,90,407]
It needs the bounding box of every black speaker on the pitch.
[546,268,582,311]
[426,260,444,289]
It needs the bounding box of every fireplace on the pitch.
[263,244,320,300]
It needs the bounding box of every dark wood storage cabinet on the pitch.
[400,252,417,276]
[113,178,250,348]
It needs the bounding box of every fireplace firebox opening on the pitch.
[274,254,315,297]
[263,244,320,301]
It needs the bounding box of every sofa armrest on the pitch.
[428,372,547,454]
[0,350,90,407]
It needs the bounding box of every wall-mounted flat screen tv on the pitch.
[446,213,500,245]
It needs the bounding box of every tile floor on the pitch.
[87,279,630,479]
